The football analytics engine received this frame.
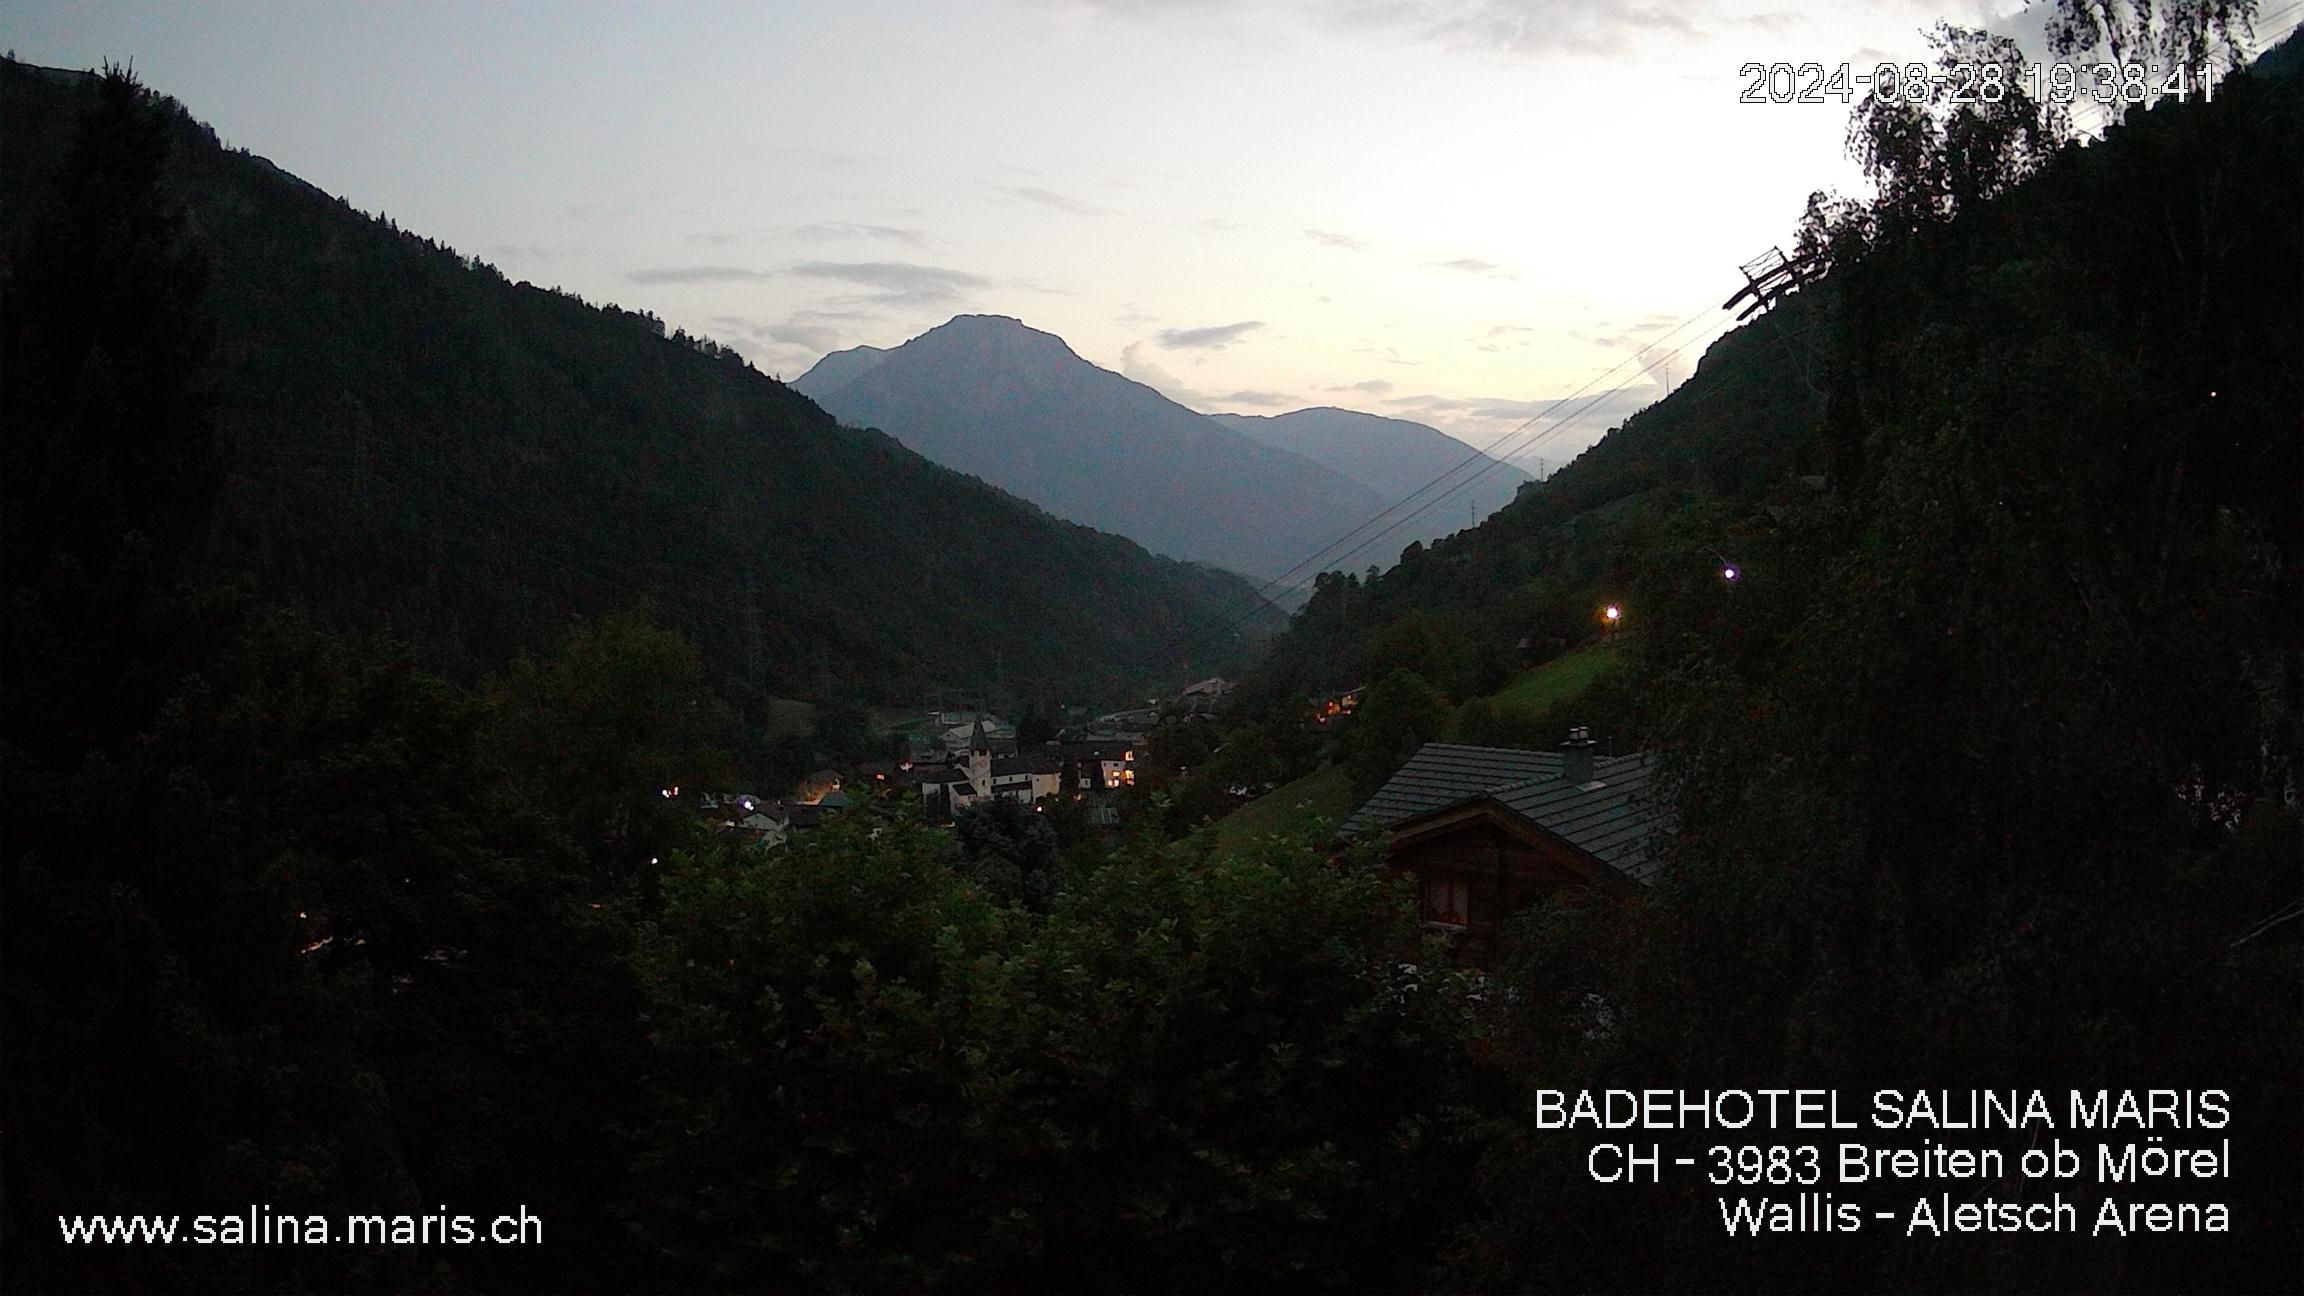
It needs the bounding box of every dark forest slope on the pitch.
[0,61,1273,703]
[1215,48,2303,1293]
[1240,51,2299,715]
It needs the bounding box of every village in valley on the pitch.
[675,683,1225,848]
[678,667,1669,974]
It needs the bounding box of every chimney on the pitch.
[1561,726,1596,787]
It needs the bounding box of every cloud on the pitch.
[1220,389,1296,407]
[481,242,579,262]
[1570,312,1685,352]
[1008,185,1103,215]
[1354,344,1422,367]
[1476,324,1538,353]
[1433,257,1512,278]
[1379,382,1665,469]
[1333,378,1394,396]
[693,311,834,354]
[1304,228,1366,251]
[790,222,929,247]
[627,265,773,285]
[1157,320,1263,349]
[1033,0,1242,30]
[1037,0,1235,16]
[1327,0,1702,58]
[765,321,847,350]
[1118,342,1215,407]
[786,260,992,308]
[1387,393,1551,421]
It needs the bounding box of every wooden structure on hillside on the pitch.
[1723,245,1824,320]
[1340,731,1664,966]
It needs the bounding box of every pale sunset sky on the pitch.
[8,1,2292,466]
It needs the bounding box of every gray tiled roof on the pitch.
[1342,741,1666,885]
[1487,756,1663,884]
[1338,743,1564,837]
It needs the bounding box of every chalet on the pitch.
[1173,676,1233,716]
[1340,729,1664,965]
[988,750,1064,803]
[735,807,790,849]
[1059,737,1136,792]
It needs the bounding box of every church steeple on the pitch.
[967,717,992,796]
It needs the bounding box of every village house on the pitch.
[906,721,1081,818]
[1339,728,1664,965]
[1172,676,1234,716]
[1059,736,1137,792]
[695,791,792,850]
[1308,685,1365,731]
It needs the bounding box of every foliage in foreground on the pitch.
[631,818,1485,1292]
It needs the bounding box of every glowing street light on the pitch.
[1602,604,1622,626]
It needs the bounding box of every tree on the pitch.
[3,64,217,763]
[1823,24,2067,252]
[2036,0,2260,95]
[953,795,1063,910]
[485,610,736,881]
[632,817,1489,1291]
[1344,669,1453,800]
[1455,63,2303,1291]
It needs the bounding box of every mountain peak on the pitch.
[906,313,1081,363]
[791,317,1392,580]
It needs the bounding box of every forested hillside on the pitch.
[3,16,2298,1293]
[1196,33,2302,1291]
[0,60,1274,708]
[1237,48,2298,722]
[2,67,1400,1295]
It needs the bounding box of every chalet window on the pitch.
[1421,876,1471,928]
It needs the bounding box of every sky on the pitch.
[8,1,2292,469]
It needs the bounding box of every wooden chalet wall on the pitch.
[1385,802,1638,965]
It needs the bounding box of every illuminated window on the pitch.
[1421,876,1471,927]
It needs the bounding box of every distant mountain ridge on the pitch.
[794,317,1397,583]
[1210,407,1531,538]
[0,61,1276,701]
[795,343,888,396]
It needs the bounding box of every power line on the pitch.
[1261,305,1718,593]
[1146,9,2304,676]
[1138,307,1754,672]
[1129,306,1724,668]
